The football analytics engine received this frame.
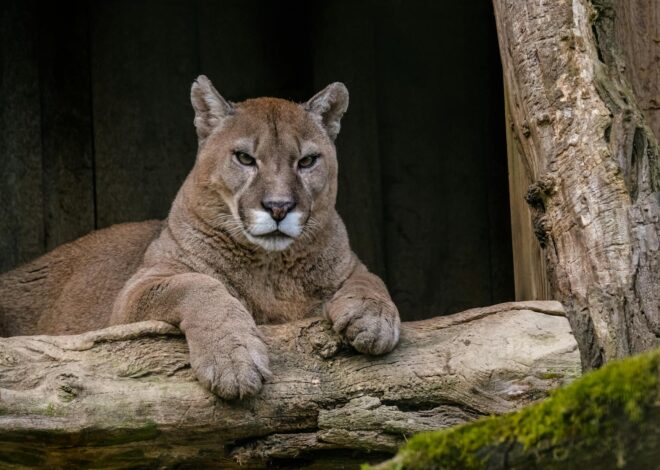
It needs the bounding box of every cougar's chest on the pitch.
[226,262,330,324]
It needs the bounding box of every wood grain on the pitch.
[90,0,199,228]
[38,0,96,251]
[0,301,579,468]
[615,0,660,142]
[312,0,386,278]
[504,87,551,301]
[375,2,513,319]
[0,0,44,273]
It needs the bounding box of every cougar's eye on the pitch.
[298,153,320,169]
[234,151,256,166]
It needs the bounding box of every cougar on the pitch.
[0,76,401,399]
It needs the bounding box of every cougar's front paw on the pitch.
[327,295,401,355]
[188,331,271,399]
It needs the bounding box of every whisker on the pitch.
[300,216,321,244]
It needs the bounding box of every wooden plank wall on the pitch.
[312,1,386,278]
[375,2,513,318]
[90,0,199,228]
[0,1,44,270]
[39,1,96,251]
[0,0,514,320]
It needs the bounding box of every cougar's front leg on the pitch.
[112,270,270,399]
[325,262,400,355]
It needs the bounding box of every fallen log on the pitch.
[0,301,580,468]
[371,347,660,470]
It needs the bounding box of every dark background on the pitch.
[0,0,513,321]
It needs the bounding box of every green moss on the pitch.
[539,372,563,380]
[44,403,58,417]
[367,348,660,470]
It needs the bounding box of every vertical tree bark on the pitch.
[494,0,659,369]
[505,87,551,301]
[614,0,660,143]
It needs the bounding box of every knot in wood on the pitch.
[56,374,83,402]
[521,121,531,137]
[296,319,343,358]
[525,175,556,212]
[536,112,552,125]
[532,214,552,248]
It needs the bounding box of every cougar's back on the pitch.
[0,221,162,336]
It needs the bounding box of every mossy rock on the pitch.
[369,348,660,470]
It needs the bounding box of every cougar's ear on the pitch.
[190,75,234,142]
[304,82,349,141]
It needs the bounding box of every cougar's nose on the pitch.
[262,198,296,222]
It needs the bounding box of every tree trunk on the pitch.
[494,0,660,370]
[0,301,580,469]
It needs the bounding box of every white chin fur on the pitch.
[245,233,294,251]
[277,212,303,238]
[245,210,303,251]
[248,210,278,236]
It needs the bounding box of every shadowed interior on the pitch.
[0,0,513,320]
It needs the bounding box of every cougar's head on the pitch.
[189,75,348,252]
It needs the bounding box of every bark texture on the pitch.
[614,0,660,143]
[494,0,660,369]
[0,301,580,469]
[371,347,660,470]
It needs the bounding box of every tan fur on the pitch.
[0,77,400,399]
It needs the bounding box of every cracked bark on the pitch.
[0,301,579,468]
[495,0,660,370]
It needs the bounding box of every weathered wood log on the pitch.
[371,347,660,470]
[494,0,660,369]
[0,301,580,469]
